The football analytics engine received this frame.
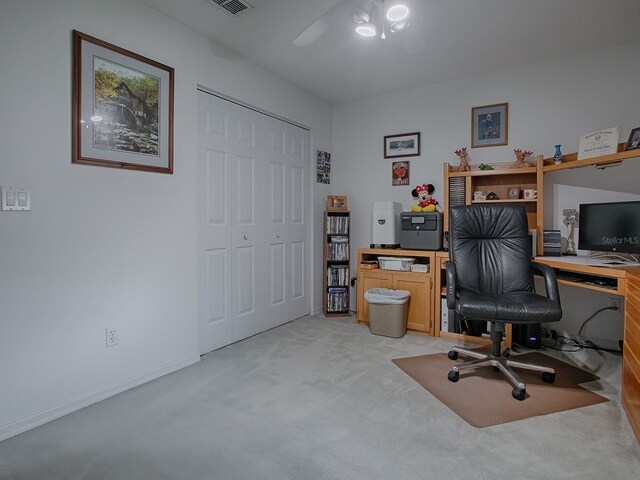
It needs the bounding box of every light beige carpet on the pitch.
[392,351,608,428]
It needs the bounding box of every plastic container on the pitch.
[377,256,416,271]
[365,288,411,338]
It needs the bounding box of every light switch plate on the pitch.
[1,187,30,211]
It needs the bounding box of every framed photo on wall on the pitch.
[471,103,508,148]
[72,30,174,173]
[391,161,410,186]
[384,132,420,158]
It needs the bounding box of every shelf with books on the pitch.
[323,211,351,316]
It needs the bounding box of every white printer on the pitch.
[371,201,402,248]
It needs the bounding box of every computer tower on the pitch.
[513,323,542,349]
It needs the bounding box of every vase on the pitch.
[553,145,563,164]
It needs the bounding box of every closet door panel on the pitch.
[287,128,309,320]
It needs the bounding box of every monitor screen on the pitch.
[578,201,640,254]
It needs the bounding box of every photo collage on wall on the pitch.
[316,150,331,184]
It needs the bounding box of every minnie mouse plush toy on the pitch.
[411,184,442,212]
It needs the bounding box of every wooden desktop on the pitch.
[535,256,640,442]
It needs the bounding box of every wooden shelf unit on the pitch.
[356,248,435,335]
[323,211,351,317]
[443,156,544,255]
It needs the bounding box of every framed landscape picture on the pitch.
[72,30,174,173]
[471,103,508,148]
[384,132,420,158]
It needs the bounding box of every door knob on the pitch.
[243,234,248,240]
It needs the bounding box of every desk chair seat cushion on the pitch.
[455,289,562,324]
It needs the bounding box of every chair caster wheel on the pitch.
[492,366,500,372]
[542,372,556,384]
[448,371,459,382]
[448,351,458,360]
[512,387,526,401]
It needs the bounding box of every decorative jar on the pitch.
[553,145,563,164]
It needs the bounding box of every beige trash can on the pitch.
[365,288,410,338]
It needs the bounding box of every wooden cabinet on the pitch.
[621,272,640,442]
[443,156,544,255]
[356,248,435,334]
[323,211,351,316]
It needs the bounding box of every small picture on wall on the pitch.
[384,132,420,158]
[471,103,508,148]
[392,161,410,186]
[316,150,331,184]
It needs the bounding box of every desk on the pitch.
[535,256,640,442]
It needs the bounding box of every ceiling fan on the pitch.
[293,0,411,46]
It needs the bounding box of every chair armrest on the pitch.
[445,261,457,309]
[530,261,561,304]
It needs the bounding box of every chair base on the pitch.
[447,346,556,400]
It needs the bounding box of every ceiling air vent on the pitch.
[210,0,253,16]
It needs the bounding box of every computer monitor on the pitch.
[578,200,640,254]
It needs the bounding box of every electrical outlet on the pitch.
[106,328,119,347]
[609,298,621,311]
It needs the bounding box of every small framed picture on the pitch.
[384,132,420,158]
[471,103,508,148]
[327,195,348,212]
[508,187,521,199]
[391,161,410,186]
[625,127,640,151]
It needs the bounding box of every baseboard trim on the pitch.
[0,354,200,442]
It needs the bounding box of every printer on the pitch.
[400,212,443,250]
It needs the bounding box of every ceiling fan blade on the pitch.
[293,0,361,46]
[293,17,331,46]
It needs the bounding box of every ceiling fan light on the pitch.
[386,4,409,22]
[351,8,370,24]
[356,23,377,37]
[389,19,409,33]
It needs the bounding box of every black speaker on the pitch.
[513,323,542,349]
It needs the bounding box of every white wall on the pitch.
[333,41,640,345]
[0,0,332,440]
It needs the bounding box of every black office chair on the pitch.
[445,205,562,400]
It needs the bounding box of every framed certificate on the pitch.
[577,127,620,160]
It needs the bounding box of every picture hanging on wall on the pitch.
[391,161,410,186]
[384,132,421,158]
[317,150,331,184]
[72,30,174,173]
[471,103,508,148]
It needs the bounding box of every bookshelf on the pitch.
[323,211,351,316]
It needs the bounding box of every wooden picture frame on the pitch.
[625,127,640,151]
[471,103,508,148]
[327,195,348,212]
[72,30,174,173]
[384,132,420,158]
[508,186,521,199]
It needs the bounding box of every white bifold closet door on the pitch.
[197,89,309,354]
